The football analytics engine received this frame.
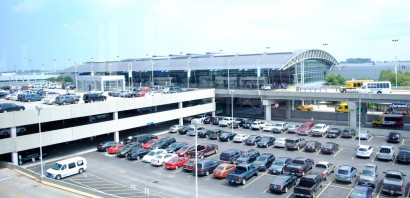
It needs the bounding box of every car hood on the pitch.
[270,165,284,170]
[359,175,375,182]
[253,161,265,166]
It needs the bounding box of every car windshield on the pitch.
[323,144,333,148]
[273,161,284,166]
[179,146,189,151]
[215,166,225,171]
[386,173,403,179]
[240,153,250,158]
[186,160,195,165]
[169,144,178,148]
[362,169,375,176]
[358,148,368,151]
[260,138,270,142]
[277,138,286,142]
[147,151,156,156]
[350,189,366,197]
[51,163,63,170]
[168,158,178,163]
[289,125,296,129]
[257,156,267,161]
[338,170,348,175]
[275,123,283,127]
[300,125,309,129]
[314,126,322,129]
[307,142,316,146]
[147,139,156,144]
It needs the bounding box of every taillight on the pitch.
[269,184,272,188]
[299,169,303,173]
[238,176,241,181]
[322,173,325,177]
[278,185,282,189]
[400,186,403,191]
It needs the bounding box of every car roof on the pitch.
[385,170,404,175]
[315,123,326,126]
[276,157,291,161]
[339,165,353,170]
[358,145,371,149]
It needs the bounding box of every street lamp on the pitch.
[42,63,45,83]
[191,119,200,198]
[187,60,191,89]
[230,90,234,133]
[36,105,45,179]
[151,61,155,87]
[74,62,78,91]
[227,60,231,90]
[53,59,56,74]
[91,57,94,76]
[392,39,399,88]
[257,58,260,91]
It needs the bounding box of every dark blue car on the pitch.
[349,185,373,198]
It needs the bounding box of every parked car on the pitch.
[236,149,260,164]
[262,123,275,132]
[386,131,401,143]
[21,93,42,102]
[83,93,107,103]
[257,136,275,148]
[377,145,395,161]
[126,148,150,160]
[358,163,378,188]
[218,132,237,142]
[285,157,314,176]
[142,149,167,163]
[169,125,183,133]
[142,139,159,149]
[188,144,218,159]
[336,165,357,183]
[233,133,250,143]
[311,124,329,137]
[213,163,236,179]
[269,157,292,175]
[396,146,410,164]
[182,159,196,172]
[327,128,342,138]
[293,175,323,198]
[381,170,406,196]
[342,128,357,138]
[244,135,262,146]
[274,137,287,148]
[357,130,371,140]
[310,161,335,181]
[287,124,300,134]
[151,153,178,166]
[207,129,224,140]
[210,117,222,125]
[349,185,373,198]
[149,137,176,150]
[90,113,110,122]
[321,142,340,154]
[187,126,205,136]
[194,160,222,176]
[297,122,315,135]
[304,141,322,152]
[165,142,188,153]
[0,103,25,113]
[164,157,190,170]
[55,95,79,105]
[220,149,243,164]
[253,153,275,171]
[285,137,307,150]
[356,145,374,158]
[131,134,158,144]
[107,143,125,154]
[296,105,314,111]
[116,142,141,157]
[108,91,121,97]
[219,117,234,127]
[269,174,297,194]
[242,119,256,129]
[178,126,189,135]
[226,163,258,185]
[175,145,195,157]
[250,121,266,130]
[272,122,288,133]
[96,141,117,152]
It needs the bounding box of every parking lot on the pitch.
[26,121,410,198]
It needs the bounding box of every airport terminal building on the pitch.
[63,49,339,91]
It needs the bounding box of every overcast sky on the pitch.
[1,0,409,71]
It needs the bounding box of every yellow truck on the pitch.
[336,103,349,113]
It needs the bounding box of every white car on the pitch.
[262,124,274,132]
[356,130,370,140]
[8,93,19,101]
[251,121,266,130]
[146,91,163,96]
[151,153,177,166]
[142,149,167,163]
[274,137,287,148]
[219,117,234,127]
[356,145,374,158]
[43,95,58,105]
[169,125,183,133]
[272,122,289,133]
[233,133,250,143]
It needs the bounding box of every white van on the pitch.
[46,157,87,180]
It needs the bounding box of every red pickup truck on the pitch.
[188,144,218,159]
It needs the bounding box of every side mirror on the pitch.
[383,171,386,174]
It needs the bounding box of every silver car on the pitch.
[377,145,395,161]
[358,163,378,187]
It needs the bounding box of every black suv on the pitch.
[341,128,356,138]
[166,142,188,153]
[387,132,401,143]
[257,136,275,148]
[195,160,222,176]
[397,146,410,164]
[55,95,79,105]
[83,93,107,103]
[0,103,25,113]
[131,134,158,144]
[245,135,262,146]
[150,137,176,149]
[242,119,256,129]
[236,149,260,164]
[220,149,243,163]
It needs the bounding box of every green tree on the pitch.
[47,77,57,82]
[63,76,73,82]
[324,74,345,85]
[379,69,410,86]
[56,76,64,82]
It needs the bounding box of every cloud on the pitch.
[12,0,42,13]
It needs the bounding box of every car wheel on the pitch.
[215,149,218,154]
[200,155,204,160]
[63,102,67,105]
[79,168,84,174]
[206,171,209,176]
[312,191,316,198]
[56,175,62,180]
[3,110,7,113]
[242,178,246,185]
[28,99,31,102]
[255,171,258,176]
[285,187,288,193]
[136,156,140,160]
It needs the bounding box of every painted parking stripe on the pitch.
[401,139,406,145]
[317,177,335,198]
[333,148,343,157]
[242,172,267,189]
[371,152,378,162]
[327,184,353,190]
[367,136,373,142]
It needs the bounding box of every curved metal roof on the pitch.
[63,49,338,73]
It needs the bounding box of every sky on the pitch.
[0,0,409,72]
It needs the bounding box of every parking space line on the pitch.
[345,187,355,198]
[298,148,304,153]
[392,155,396,165]
[317,177,335,198]
[368,136,373,142]
[407,185,410,198]
[316,150,321,155]
[401,139,406,145]
[66,179,99,191]
[375,184,383,198]
[371,152,378,162]
[204,177,212,181]
[327,184,352,190]
[333,148,343,157]
[242,172,267,189]
[263,188,269,193]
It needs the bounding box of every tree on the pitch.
[63,76,73,82]
[47,77,57,82]
[324,74,345,86]
[379,69,410,86]
[56,76,64,82]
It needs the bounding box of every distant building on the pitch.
[345,58,372,64]
[329,61,410,80]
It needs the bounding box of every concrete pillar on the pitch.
[101,80,104,92]
[10,127,18,165]
[292,99,295,110]
[178,102,183,125]
[348,101,357,127]
[263,100,272,121]
[286,100,291,119]
[114,112,119,142]
[212,97,216,117]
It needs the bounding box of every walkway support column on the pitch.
[212,97,216,117]
[348,101,357,127]
[114,112,119,142]
[263,100,272,121]
[179,102,183,125]
[10,127,18,165]
[286,100,291,119]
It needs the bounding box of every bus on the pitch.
[372,114,404,127]
[339,80,374,93]
[357,81,391,94]
[384,103,410,116]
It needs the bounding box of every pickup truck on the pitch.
[293,175,323,198]
[226,163,258,185]
[188,144,218,159]
[285,157,314,176]
[219,117,234,127]
[309,161,335,181]
[381,170,406,196]
[311,124,329,137]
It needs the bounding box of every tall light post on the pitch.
[36,105,45,179]
[74,61,78,91]
[358,94,362,146]
[230,90,234,133]
[257,58,260,91]
[191,119,200,198]
[187,60,191,88]
[91,57,94,76]
[392,39,399,88]
[53,59,56,74]
[42,63,45,83]
[227,60,231,90]
[28,59,32,83]
[151,61,154,87]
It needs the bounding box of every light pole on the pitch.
[392,39,399,88]
[257,58,260,91]
[91,57,94,76]
[42,63,45,83]
[227,60,231,90]
[230,90,234,133]
[358,94,361,146]
[36,105,45,179]
[187,60,190,89]
[191,119,200,198]
[74,62,78,91]
[53,59,56,74]
[28,59,32,83]
[151,61,154,87]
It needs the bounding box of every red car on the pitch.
[176,145,195,157]
[142,139,158,149]
[165,157,190,170]
[107,143,125,154]
[182,159,196,172]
